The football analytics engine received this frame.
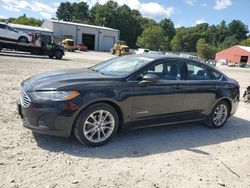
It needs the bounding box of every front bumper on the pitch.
[17,99,77,137]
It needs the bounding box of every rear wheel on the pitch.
[48,54,54,59]
[206,100,229,128]
[74,103,119,146]
[18,36,28,43]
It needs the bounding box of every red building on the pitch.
[215,45,250,65]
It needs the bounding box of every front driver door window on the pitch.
[143,61,181,81]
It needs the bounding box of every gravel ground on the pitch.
[0,51,250,188]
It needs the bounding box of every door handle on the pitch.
[211,85,217,90]
[173,85,183,90]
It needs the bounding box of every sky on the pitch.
[0,0,249,30]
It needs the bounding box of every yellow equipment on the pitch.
[61,39,75,52]
[111,40,129,56]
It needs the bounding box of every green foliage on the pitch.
[228,20,249,41]
[56,2,73,21]
[88,1,153,48]
[217,35,239,51]
[240,37,250,46]
[196,39,216,60]
[9,14,42,26]
[71,2,89,23]
[137,25,170,51]
[171,27,200,52]
[56,2,89,23]
[159,18,176,40]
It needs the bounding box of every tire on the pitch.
[74,103,119,146]
[206,100,229,128]
[54,50,63,59]
[18,36,28,43]
[48,54,54,59]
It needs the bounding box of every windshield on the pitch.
[90,56,153,77]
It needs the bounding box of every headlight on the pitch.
[30,91,79,101]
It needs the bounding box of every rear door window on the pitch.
[186,61,211,80]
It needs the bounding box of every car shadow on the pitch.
[33,116,250,159]
[0,51,71,61]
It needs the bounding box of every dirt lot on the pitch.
[0,51,250,188]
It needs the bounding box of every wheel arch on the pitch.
[71,100,124,136]
[212,97,232,117]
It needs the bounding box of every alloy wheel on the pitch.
[213,104,228,126]
[83,110,115,143]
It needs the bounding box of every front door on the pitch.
[131,59,186,127]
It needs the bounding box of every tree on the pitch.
[89,1,146,48]
[9,14,42,26]
[56,2,89,23]
[240,37,250,46]
[228,20,249,41]
[56,2,73,21]
[137,25,170,50]
[71,2,89,23]
[160,18,176,40]
[196,39,216,60]
[171,27,199,52]
[218,35,239,50]
[90,1,119,28]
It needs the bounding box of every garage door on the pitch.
[103,36,115,52]
[82,34,95,50]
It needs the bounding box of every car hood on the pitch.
[24,68,118,91]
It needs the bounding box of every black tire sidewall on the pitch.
[55,51,63,59]
[74,103,119,146]
[19,37,27,43]
[208,100,229,128]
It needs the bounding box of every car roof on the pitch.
[131,53,190,61]
[131,54,211,68]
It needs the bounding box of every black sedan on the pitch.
[18,55,240,146]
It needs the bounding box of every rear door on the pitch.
[182,60,217,120]
[130,59,186,126]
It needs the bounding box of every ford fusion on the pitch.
[17,55,239,146]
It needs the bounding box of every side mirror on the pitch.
[139,74,160,86]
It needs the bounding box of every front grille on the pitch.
[20,89,31,108]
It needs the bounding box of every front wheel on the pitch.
[206,101,229,128]
[74,103,119,146]
[19,36,28,43]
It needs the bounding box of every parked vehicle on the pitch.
[135,48,149,54]
[149,51,164,55]
[165,52,179,57]
[61,38,75,52]
[0,22,32,43]
[206,59,217,67]
[111,40,129,56]
[17,55,240,146]
[0,33,65,59]
[217,59,229,65]
[76,43,88,52]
